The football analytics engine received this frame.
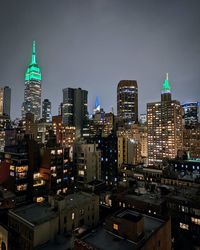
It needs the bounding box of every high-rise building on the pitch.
[22,41,42,120]
[118,137,141,169]
[0,86,11,117]
[97,133,118,186]
[117,124,146,167]
[117,80,138,125]
[147,74,183,166]
[62,88,88,137]
[182,102,200,127]
[52,115,75,149]
[58,102,63,116]
[183,124,200,158]
[42,99,52,122]
[73,141,101,186]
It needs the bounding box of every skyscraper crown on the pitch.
[162,73,171,94]
[25,41,42,81]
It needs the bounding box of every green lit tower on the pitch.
[22,41,42,120]
[161,73,171,102]
[147,74,183,166]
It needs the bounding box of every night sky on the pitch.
[0,0,200,119]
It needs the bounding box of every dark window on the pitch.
[64,216,67,224]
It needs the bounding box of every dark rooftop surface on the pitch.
[119,212,142,222]
[83,209,165,250]
[9,203,57,226]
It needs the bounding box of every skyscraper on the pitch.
[147,74,183,166]
[62,88,88,137]
[117,80,138,125]
[42,99,52,122]
[182,102,200,127]
[0,86,11,117]
[22,41,42,120]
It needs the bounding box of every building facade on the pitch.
[0,86,11,117]
[73,141,101,186]
[42,99,52,122]
[182,102,200,127]
[62,88,88,137]
[147,74,183,166]
[117,80,138,125]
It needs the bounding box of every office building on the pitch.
[147,74,183,166]
[73,141,101,186]
[117,80,138,125]
[42,99,52,122]
[118,137,141,169]
[182,102,200,127]
[52,115,75,148]
[0,86,11,117]
[183,124,200,158]
[117,124,147,165]
[98,133,118,186]
[58,102,63,116]
[22,41,42,120]
[62,87,88,137]
[0,115,10,151]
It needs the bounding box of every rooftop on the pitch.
[54,192,97,210]
[9,203,57,226]
[0,187,15,200]
[119,192,164,206]
[82,209,165,250]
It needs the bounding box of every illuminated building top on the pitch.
[162,73,171,94]
[25,41,42,81]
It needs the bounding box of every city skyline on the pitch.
[0,0,200,119]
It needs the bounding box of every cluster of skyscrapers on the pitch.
[0,41,200,249]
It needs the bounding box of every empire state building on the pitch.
[22,41,42,120]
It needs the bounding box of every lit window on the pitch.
[180,222,189,230]
[78,170,84,176]
[10,165,15,171]
[191,217,200,225]
[113,224,119,230]
[57,178,61,183]
[36,197,45,203]
[57,149,63,155]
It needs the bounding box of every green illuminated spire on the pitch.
[162,73,171,94]
[25,41,42,81]
[31,40,36,64]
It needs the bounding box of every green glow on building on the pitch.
[25,41,42,81]
[162,73,171,93]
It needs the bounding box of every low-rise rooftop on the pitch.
[117,192,164,206]
[53,192,97,210]
[81,209,166,250]
[9,203,57,226]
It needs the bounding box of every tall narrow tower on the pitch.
[0,86,11,117]
[117,80,138,125]
[22,41,42,120]
[147,74,183,166]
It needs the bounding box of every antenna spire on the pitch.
[31,40,36,64]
